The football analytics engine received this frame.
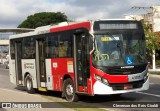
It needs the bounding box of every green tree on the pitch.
[18,12,68,28]
[143,23,160,57]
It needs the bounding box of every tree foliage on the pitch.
[18,12,68,28]
[143,23,160,57]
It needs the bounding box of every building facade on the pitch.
[125,6,160,71]
[0,28,34,63]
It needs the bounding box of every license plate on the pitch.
[124,85,133,90]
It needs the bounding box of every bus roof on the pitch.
[9,19,139,39]
[96,19,138,21]
[9,21,91,39]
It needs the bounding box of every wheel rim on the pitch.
[66,84,73,96]
[26,79,31,90]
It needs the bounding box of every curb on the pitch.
[148,74,160,78]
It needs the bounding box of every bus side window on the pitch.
[45,46,49,57]
[58,42,67,57]
[51,46,59,58]
[45,34,59,58]
[45,31,73,58]
[58,32,73,58]
[22,37,35,59]
[67,42,72,57]
[10,40,15,59]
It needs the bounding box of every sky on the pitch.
[0,0,160,28]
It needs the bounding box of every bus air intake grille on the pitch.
[109,80,144,90]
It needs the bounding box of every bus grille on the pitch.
[109,80,144,90]
[94,64,147,75]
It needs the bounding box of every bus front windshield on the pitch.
[92,31,146,67]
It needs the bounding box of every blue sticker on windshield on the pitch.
[126,56,133,65]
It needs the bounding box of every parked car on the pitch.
[4,61,9,69]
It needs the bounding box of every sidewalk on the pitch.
[0,88,74,111]
[148,73,160,78]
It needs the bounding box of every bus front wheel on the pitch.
[25,75,35,94]
[63,78,78,102]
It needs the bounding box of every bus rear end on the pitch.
[90,20,149,95]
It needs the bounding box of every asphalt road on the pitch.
[0,68,160,111]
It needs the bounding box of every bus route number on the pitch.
[101,37,110,41]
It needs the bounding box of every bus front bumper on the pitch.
[93,77,149,95]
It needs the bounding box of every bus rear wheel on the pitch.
[63,78,78,102]
[25,75,35,94]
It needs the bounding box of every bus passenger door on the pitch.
[15,42,22,85]
[74,32,89,92]
[36,39,47,90]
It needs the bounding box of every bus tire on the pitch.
[63,78,78,102]
[25,75,35,94]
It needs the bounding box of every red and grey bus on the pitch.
[9,19,149,102]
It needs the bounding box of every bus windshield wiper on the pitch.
[106,32,121,48]
[106,32,123,59]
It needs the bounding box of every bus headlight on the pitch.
[95,74,101,81]
[95,74,109,85]
[102,78,109,85]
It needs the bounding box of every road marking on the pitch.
[136,91,160,98]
